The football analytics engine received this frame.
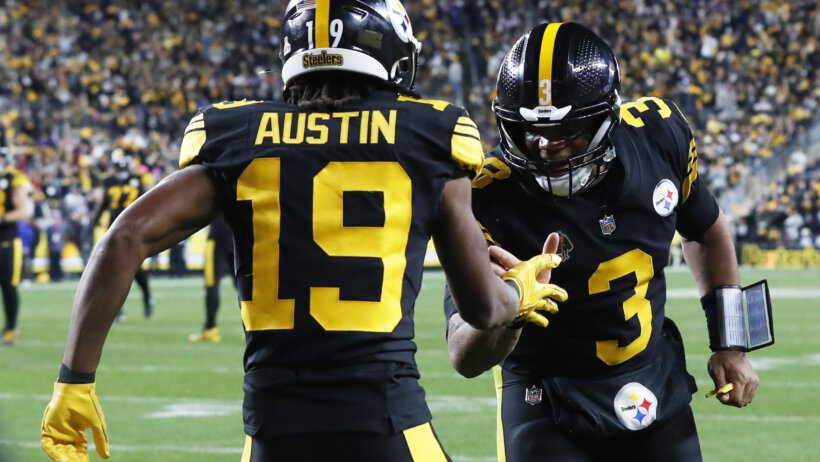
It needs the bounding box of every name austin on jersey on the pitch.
[254,110,397,145]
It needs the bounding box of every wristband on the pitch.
[58,363,96,384]
[701,281,775,352]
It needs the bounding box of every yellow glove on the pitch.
[41,382,110,461]
[502,253,568,328]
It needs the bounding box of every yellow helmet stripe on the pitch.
[315,0,330,48]
[537,23,563,103]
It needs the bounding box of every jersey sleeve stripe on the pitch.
[456,116,478,128]
[184,127,205,137]
[681,138,698,203]
[454,124,481,139]
[477,221,498,246]
[453,132,481,142]
[179,129,207,168]
[451,132,485,178]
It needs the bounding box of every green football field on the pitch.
[1,267,818,461]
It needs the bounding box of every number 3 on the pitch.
[237,158,411,333]
[588,249,654,366]
[538,79,551,106]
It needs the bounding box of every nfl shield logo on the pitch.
[599,215,616,235]
[524,385,542,406]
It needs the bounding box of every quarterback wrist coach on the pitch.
[58,363,96,384]
[701,280,774,352]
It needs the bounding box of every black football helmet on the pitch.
[280,0,421,92]
[493,22,621,197]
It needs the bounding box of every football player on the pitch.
[91,151,154,320]
[189,213,234,343]
[0,148,31,346]
[443,22,761,461]
[40,2,566,461]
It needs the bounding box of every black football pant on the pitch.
[0,238,21,331]
[498,372,702,462]
[242,422,451,462]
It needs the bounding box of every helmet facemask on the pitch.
[497,100,620,197]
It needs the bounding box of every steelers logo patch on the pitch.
[613,382,658,431]
[652,179,678,217]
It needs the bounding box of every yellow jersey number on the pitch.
[237,158,412,333]
[621,97,672,128]
[588,249,654,366]
[107,185,139,210]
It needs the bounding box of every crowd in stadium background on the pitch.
[0,0,818,279]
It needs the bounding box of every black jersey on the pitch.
[449,97,718,377]
[99,173,143,226]
[0,167,29,241]
[178,93,484,436]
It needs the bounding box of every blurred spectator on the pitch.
[0,0,817,265]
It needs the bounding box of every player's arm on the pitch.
[681,209,759,408]
[63,165,220,371]
[41,166,220,461]
[445,233,561,378]
[0,179,31,223]
[446,292,524,378]
[432,171,520,329]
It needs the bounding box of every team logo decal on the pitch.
[0,178,7,190]
[388,1,413,43]
[652,179,679,217]
[524,385,542,406]
[613,382,658,431]
[599,215,616,236]
[555,231,574,261]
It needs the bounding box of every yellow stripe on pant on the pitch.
[403,422,448,462]
[204,239,216,287]
[12,237,22,287]
[493,365,508,462]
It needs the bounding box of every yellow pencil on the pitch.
[705,382,734,398]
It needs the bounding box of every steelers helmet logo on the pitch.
[652,179,678,217]
[613,382,658,431]
[388,1,413,43]
[0,178,8,190]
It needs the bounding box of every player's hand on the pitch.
[497,242,568,328]
[41,382,110,461]
[707,350,759,407]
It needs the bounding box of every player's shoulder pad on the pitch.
[179,99,270,168]
[397,96,485,177]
